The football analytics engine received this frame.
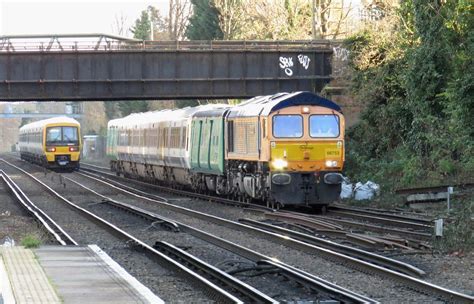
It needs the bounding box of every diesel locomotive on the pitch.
[19,116,82,170]
[107,91,345,208]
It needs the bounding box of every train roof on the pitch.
[191,105,231,118]
[227,91,342,118]
[108,104,230,128]
[106,93,341,128]
[19,116,80,132]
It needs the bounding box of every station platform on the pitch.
[0,245,164,304]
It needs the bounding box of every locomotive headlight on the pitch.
[69,146,79,152]
[272,159,288,170]
[325,160,338,168]
[46,147,56,152]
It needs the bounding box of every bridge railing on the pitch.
[0,37,332,52]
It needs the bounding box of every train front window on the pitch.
[46,126,79,145]
[273,115,303,138]
[309,115,340,138]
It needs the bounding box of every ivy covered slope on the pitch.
[343,1,473,190]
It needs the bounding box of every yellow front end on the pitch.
[270,141,344,172]
[266,106,345,206]
[43,122,82,169]
[45,147,81,162]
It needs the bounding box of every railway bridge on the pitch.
[0,34,334,101]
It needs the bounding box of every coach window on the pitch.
[273,115,303,138]
[309,114,340,138]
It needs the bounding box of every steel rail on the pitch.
[106,197,375,303]
[63,178,376,304]
[78,167,274,212]
[80,162,111,171]
[0,159,246,304]
[79,167,427,252]
[79,173,424,276]
[265,212,344,230]
[307,215,432,240]
[154,241,278,304]
[69,170,474,303]
[239,219,424,277]
[257,260,377,304]
[0,170,78,246]
[328,205,433,226]
[74,171,427,276]
[100,198,180,232]
[266,213,421,250]
[327,210,432,230]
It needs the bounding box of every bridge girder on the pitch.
[0,38,333,101]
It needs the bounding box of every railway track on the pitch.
[80,163,435,238]
[76,169,425,275]
[5,157,474,302]
[0,170,77,246]
[329,204,433,225]
[79,163,433,250]
[0,159,270,303]
[327,207,433,230]
[3,157,379,303]
[12,159,436,250]
[66,178,375,303]
[303,213,432,241]
[262,212,414,250]
[79,162,275,212]
[67,166,474,303]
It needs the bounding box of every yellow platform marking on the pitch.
[1,247,61,303]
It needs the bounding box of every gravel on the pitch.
[0,176,53,246]
[88,202,326,302]
[0,160,213,303]
[5,156,473,302]
[53,170,438,302]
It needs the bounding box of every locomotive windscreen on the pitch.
[309,114,340,138]
[46,126,79,146]
[273,115,303,138]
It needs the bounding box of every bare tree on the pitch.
[168,0,193,40]
[111,13,128,36]
[213,0,245,39]
[213,0,312,40]
[313,0,350,39]
[148,5,169,40]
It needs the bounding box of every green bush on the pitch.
[434,199,474,253]
[21,234,41,248]
[343,1,474,191]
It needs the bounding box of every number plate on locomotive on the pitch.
[325,149,341,157]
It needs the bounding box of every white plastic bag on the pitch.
[340,180,353,199]
[2,237,15,247]
[354,181,380,200]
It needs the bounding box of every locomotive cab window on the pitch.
[273,115,303,138]
[46,126,79,145]
[309,114,340,138]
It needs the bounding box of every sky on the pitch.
[0,0,168,37]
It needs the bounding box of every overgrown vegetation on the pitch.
[21,234,41,248]
[344,2,473,252]
[344,1,473,191]
[434,198,474,253]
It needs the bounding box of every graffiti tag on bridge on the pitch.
[279,54,311,77]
